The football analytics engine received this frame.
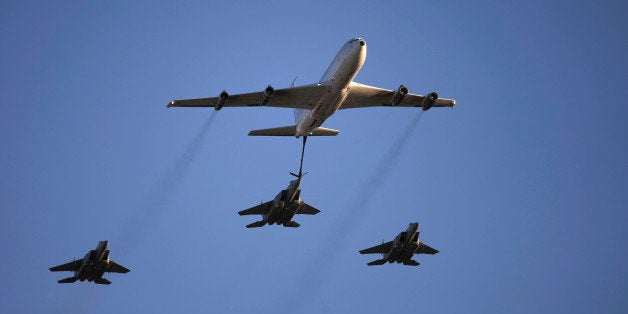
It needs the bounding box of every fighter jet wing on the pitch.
[167,84,325,110]
[340,82,455,109]
[49,260,81,272]
[238,201,273,216]
[416,242,439,255]
[359,241,393,254]
[106,261,131,273]
[296,202,321,215]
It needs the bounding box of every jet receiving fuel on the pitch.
[360,223,438,266]
[49,241,130,285]
[167,38,455,138]
[238,138,320,227]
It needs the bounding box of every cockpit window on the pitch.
[350,38,365,46]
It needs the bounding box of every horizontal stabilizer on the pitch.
[283,221,300,228]
[58,276,78,284]
[402,260,420,266]
[248,125,339,136]
[367,259,387,266]
[94,277,112,285]
[308,127,340,136]
[246,221,267,228]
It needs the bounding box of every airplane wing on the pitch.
[238,201,273,216]
[167,84,326,110]
[340,82,455,109]
[359,241,393,254]
[296,202,321,215]
[49,260,81,272]
[107,261,131,273]
[416,242,439,255]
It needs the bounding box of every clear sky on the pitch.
[1,1,626,313]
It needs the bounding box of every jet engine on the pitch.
[273,193,284,209]
[391,85,408,106]
[215,90,229,111]
[420,92,438,111]
[274,199,284,210]
[258,85,275,106]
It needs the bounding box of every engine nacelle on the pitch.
[391,85,408,106]
[420,92,438,111]
[215,90,229,111]
[273,192,284,208]
[273,199,284,210]
[258,85,275,106]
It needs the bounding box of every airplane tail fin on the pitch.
[367,259,387,266]
[290,75,308,125]
[402,260,420,266]
[58,276,78,283]
[246,221,267,228]
[248,125,339,136]
[94,277,112,285]
[283,221,300,228]
[294,108,308,125]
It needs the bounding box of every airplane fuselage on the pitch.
[74,241,110,282]
[384,223,421,263]
[265,179,302,226]
[295,38,366,137]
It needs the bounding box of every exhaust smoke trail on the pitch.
[114,113,216,257]
[282,111,425,312]
[325,110,424,252]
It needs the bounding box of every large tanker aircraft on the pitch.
[167,38,455,137]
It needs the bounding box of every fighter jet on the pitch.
[167,38,455,138]
[360,223,438,266]
[49,240,130,285]
[238,138,320,227]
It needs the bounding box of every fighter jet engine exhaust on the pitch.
[115,113,217,257]
[283,110,425,311]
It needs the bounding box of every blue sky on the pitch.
[1,1,627,313]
